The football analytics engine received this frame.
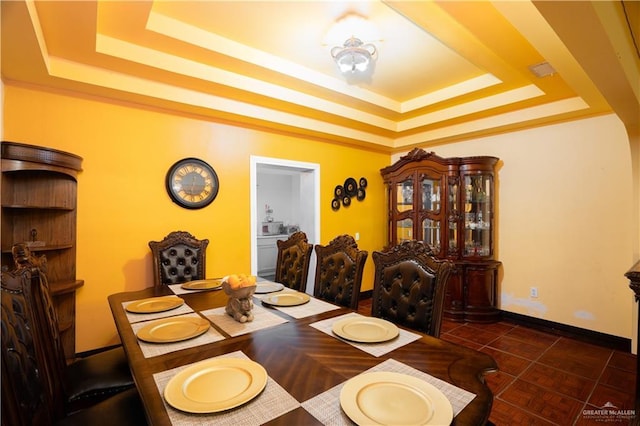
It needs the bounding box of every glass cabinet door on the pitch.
[419,176,441,253]
[463,174,493,257]
[396,179,413,212]
[447,177,459,256]
[396,218,413,242]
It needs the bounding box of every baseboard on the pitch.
[501,311,631,352]
[75,343,122,358]
[358,291,631,352]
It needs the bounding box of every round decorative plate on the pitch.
[342,195,351,207]
[181,279,223,291]
[261,291,311,306]
[340,372,453,426]
[255,282,285,294]
[164,358,267,413]
[332,316,399,343]
[331,198,341,211]
[359,177,368,188]
[125,296,184,314]
[344,177,358,197]
[334,185,344,198]
[136,316,210,343]
[356,187,366,201]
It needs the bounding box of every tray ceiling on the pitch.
[2,1,637,152]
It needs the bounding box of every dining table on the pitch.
[108,280,498,426]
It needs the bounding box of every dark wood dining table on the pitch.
[108,285,497,425]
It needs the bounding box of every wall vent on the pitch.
[528,61,556,77]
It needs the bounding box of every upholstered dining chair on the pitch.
[10,243,135,413]
[313,234,368,309]
[1,266,147,426]
[371,240,454,337]
[148,230,209,287]
[275,231,313,292]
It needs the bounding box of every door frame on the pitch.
[250,155,320,292]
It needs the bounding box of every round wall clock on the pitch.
[165,158,219,209]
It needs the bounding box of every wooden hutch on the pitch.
[380,148,501,323]
[1,141,84,360]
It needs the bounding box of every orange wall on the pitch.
[3,85,389,351]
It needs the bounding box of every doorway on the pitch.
[250,156,320,294]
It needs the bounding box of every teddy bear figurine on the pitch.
[225,295,255,323]
[222,274,257,323]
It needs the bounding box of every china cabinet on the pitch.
[380,148,501,322]
[1,141,83,360]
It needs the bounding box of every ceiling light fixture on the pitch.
[331,36,377,73]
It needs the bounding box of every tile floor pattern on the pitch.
[357,299,636,425]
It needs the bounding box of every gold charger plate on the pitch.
[125,296,184,314]
[254,282,285,294]
[181,279,222,291]
[340,372,453,425]
[261,290,310,307]
[136,316,210,343]
[332,316,399,343]
[164,358,267,413]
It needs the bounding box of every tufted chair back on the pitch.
[313,234,368,309]
[371,240,453,337]
[149,231,209,287]
[275,231,313,292]
[2,266,66,425]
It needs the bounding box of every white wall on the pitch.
[256,173,296,229]
[399,114,634,339]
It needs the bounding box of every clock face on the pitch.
[165,158,219,209]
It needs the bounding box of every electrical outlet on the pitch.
[355,232,360,241]
[530,287,538,298]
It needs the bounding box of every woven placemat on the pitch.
[123,297,194,324]
[301,358,476,425]
[200,304,288,337]
[153,350,300,425]
[309,312,421,357]
[258,295,341,319]
[130,313,225,358]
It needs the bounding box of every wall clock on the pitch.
[165,158,219,209]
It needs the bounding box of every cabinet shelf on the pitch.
[2,204,75,211]
[50,279,84,296]
[1,243,74,254]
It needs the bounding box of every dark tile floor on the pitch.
[357,299,637,425]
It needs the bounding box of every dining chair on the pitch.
[1,267,147,426]
[313,234,368,309]
[148,230,209,287]
[10,243,135,413]
[371,240,454,337]
[275,231,312,292]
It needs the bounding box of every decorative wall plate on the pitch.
[344,177,358,197]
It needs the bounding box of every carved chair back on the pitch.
[1,267,66,426]
[11,244,70,390]
[149,231,209,287]
[371,240,453,337]
[313,234,368,309]
[275,231,312,292]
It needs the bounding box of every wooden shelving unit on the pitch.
[1,141,84,360]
